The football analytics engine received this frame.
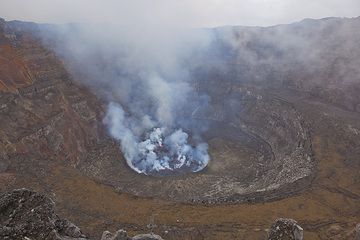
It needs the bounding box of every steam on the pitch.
[43,16,212,175]
[100,64,211,174]
[103,103,209,173]
[31,2,359,175]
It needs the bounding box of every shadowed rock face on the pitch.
[0,17,116,190]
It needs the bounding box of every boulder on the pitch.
[0,189,165,240]
[0,189,87,240]
[267,218,303,240]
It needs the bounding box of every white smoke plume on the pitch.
[103,102,209,173]
[41,11,213,175]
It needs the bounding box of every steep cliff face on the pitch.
[196,17,360,113]
[0,19,33,92]
[0,18,120,182]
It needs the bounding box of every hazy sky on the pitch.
[0,0,359,27]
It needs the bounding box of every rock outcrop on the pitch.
[0,189,163,240]
[0,189,87,240]
[1,188,360,240]
[267,218,303,240]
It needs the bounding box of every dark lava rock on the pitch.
[0,189,164,240]
[0,189,87,240]
[267,218,303,240]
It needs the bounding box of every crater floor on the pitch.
[78,90,314,204]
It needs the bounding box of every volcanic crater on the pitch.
[79,86,314,204]
[1,16,359,239]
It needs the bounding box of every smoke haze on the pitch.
[1,1,359,173]
[39,10,213,174]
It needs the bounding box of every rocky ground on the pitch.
[3,189,330,240]
[0,16,359,239]
[0,189,163,240]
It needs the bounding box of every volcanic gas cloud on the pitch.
[104,102,209,174]
[101,66,211,175]
[49,21,212,175]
